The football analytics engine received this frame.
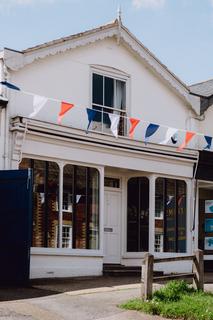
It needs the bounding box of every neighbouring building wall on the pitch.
[199,106,213,136]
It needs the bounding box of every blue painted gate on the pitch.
[0,169,32,286]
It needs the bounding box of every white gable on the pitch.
[2,20,199,114]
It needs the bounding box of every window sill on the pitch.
[31,247,104,258]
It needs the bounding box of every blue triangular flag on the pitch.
[171,132,178,144]
[86,108,97,133]
[204,136,212,150]
[145,123,160,144]
[0,81,20,91]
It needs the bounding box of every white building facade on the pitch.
[0,19,209,279]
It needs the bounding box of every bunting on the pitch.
[0,81,20,91]
[178,131,195,151]
[2,79,213,154]
[58,101,74,124]
[109,113,120,137]
[29,95,48,118]
[145,123,159,144]
[160,128,178,145]
[129,118,140,139]
[171,132,178,144]
[204,136,212,150]
[86,108,97,133]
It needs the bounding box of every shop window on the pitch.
[19,158,59,248]
[92,72,126,135]
[198,187,213,254]
[155,178,187,253]
[19,159,100,250]
[63,164,99,250]
[127,177,149,252]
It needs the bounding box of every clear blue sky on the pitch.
[0,0,212,85]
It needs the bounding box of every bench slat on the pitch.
[154,256,194,263]
[153,273,195,282]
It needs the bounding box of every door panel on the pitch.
[0,170,32,285]
[104,191,121,263]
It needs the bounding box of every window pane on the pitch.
[63,165,73,248]
[93,73,103,105]
[19,159,59,248]
[116,80,126,110]
[127,178,139,251]
[155,178,164,252]
[104,77,114,108]
[32,160,46,247]
[104,177,120,188]
[47,162,59,248]
[89,168,99,249]
[139,178,149,251]
[177,181,186,252]
[127,177,149,252]
[155,178,187,253]
[75,166,87,249]
[165,179,176,252]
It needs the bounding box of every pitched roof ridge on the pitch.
[22,19,119,53]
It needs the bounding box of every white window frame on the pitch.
[90,66,130,135]
[56,225,72,249]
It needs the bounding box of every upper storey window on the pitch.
[92,72,127,135]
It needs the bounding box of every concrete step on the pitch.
[103,264,163,277]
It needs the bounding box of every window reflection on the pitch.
[127,177,149,252]
[20,159,100,250]
[155,178,186,253]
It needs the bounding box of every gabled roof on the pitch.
[2,19,200,114]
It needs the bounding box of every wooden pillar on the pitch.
[193,249,204,291]
[141,252,154,300]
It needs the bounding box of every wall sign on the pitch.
[205,200,213,213]
[205,219,213,232]
[205,237,213,250]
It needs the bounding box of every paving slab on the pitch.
[1,274,213,320]
[0,277,164,320]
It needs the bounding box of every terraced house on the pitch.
[0,18,213,284]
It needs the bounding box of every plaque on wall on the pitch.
[205,219,213,232]
[205,200,213,213]
[205,237,213,250]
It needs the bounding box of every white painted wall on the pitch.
[199,106,213,136]
[8,37,198,141]
[30,253,103,279]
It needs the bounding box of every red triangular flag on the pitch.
[129,118,140,139]
[178,131,195,151]
[58,101,74,124]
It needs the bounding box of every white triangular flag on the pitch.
[29,95,48,118]
[160,128,178,145]
[109,114,120,137]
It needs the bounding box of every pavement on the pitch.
[0,274,213,320]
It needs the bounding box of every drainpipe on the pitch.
[2,61,10,170]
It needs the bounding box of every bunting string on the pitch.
[0,80,212,152]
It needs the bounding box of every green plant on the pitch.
[153,280,195,302]
[120,280,213,320]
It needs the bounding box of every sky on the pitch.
[0,0,213,85]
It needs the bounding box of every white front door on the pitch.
[104,190,121,264]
